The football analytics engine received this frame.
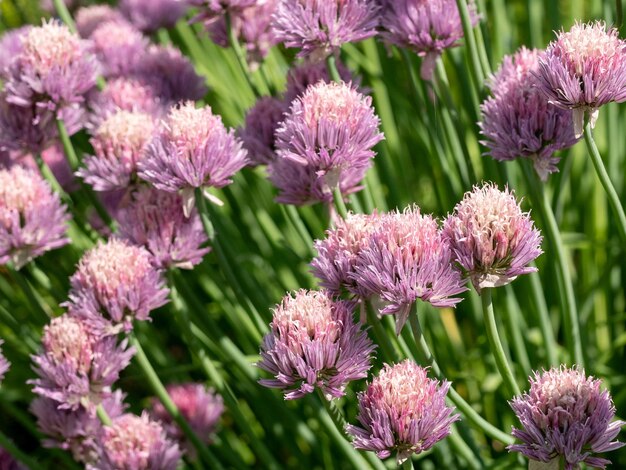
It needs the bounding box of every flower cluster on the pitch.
[347,360,459,463]
[0,166,70,269]
[257,289,375,399]
[509,366,625,469]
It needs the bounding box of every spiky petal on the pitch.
[257,289,375,399]
[347,360,459,463]
[442,183,543,292]
[508,366,626,470]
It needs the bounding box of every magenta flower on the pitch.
[138,102,247,213]
[75,6,127,38]
[258,289,375,399]
[151,383,223,454]
[4,20,98,110]
[346,360,459,463]
[31,391,126,465]
[352,206,467,333]
[90,20,148,79]
[480,47,579,181]
[30,315,134,410]
[239,96,285,166]
[119,0,189,33]
[272,0,379,60]
[272,81,383,203]
[0,165,70,269]
[0,340,9,385]
[536,21,626,137]
[442,183,543,293]
[67,239,170,334]
[78,110,156,191]
[91,412,182,470]
[379,0,478,80]
[509,366,626,469]
[117,187,210,269]
[311,211,382,296]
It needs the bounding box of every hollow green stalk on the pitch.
[56,119,79,170]
[8,266,50,322]
[454,0,486,93]
[96,403,112,426]
[326,54,342,82]
[480,288,521,396]
[225,13,265,96]
[332,186,349,220]
[53,0,77,33]
[583,118,626,244]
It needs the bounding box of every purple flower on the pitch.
[203,0,279,66]
[442,183,543,293]
[0,26,31,79]
[0,447,25,470]
[138,102,247,212]
[284,60,356,103]
[78,110,156,191]
[257,289,375,399]
[117,187,210,270]
[480,47,579,181]
[347,360,458,463]
[132,45,208,103]
[0,340,9,385]
[272,0,379,60]
[90,20,148,79]
[536,21,626,137]
[311,211,382,296]
[508,366,626,469]
[90,412,182,470]
[31,391,126,465]
[239,96,286,166]
[75,6,127,38]
[271,81,383,204]
[30,314,135,410]
[352,206,467,333]
[4,20,98,110]
[88,77,166,129]
[379,0,478,80]
[119,0,189,33]
[151,383,223,454]
[0,165,70,269]
[67,238,170,334]
[189,0,258,23]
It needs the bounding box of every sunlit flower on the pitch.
[90,20,148,78]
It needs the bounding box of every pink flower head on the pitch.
[346,360,459,463]
[380,0,478,80]
[284,60,356,103]
[257,289,375,399]
[31,315,134,410]
[311,211,382,296]
[509,366,626,469]
[0,26,30,79]
[139,102,247,211]
[151,383,223,454]
[352,206,467,334]
[75,6,127,38]
[442,183,543,293]
[91,412,182,470]
[536,21,626,137]
[480,47,579,181]
[272,0,379,60]
[67,239,170,334]
[90,20,148,78]
[78,110,156,191]
[0,166,70,269]
[204,0,279,66]
[119,0,189,33]
[239,96,286,166]
[31,391,126,465]
[272,81,383,202]
[5,20,98,109]
[116,187,210,269]
[0,340,9,385]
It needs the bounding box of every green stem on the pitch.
[583,119,626,244]
[480,288,521,397]
[408,305,514,445]
[528,270,559,367]
[447,428,482,470]
[56,119,79,170]
[8,266,50,321]
[326,54,342,82]
[282,204,315,254]
[401,458,414,469]
[129,335,217,467]
[521,161,583,366]
[617,0,623,28]
[226,12,263,96]
[366,303,399,363]
[53,0,77,33]
[454,0,486,93]
[0,429,41,469]
[332,186,349,220]
[96,403,112,426]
